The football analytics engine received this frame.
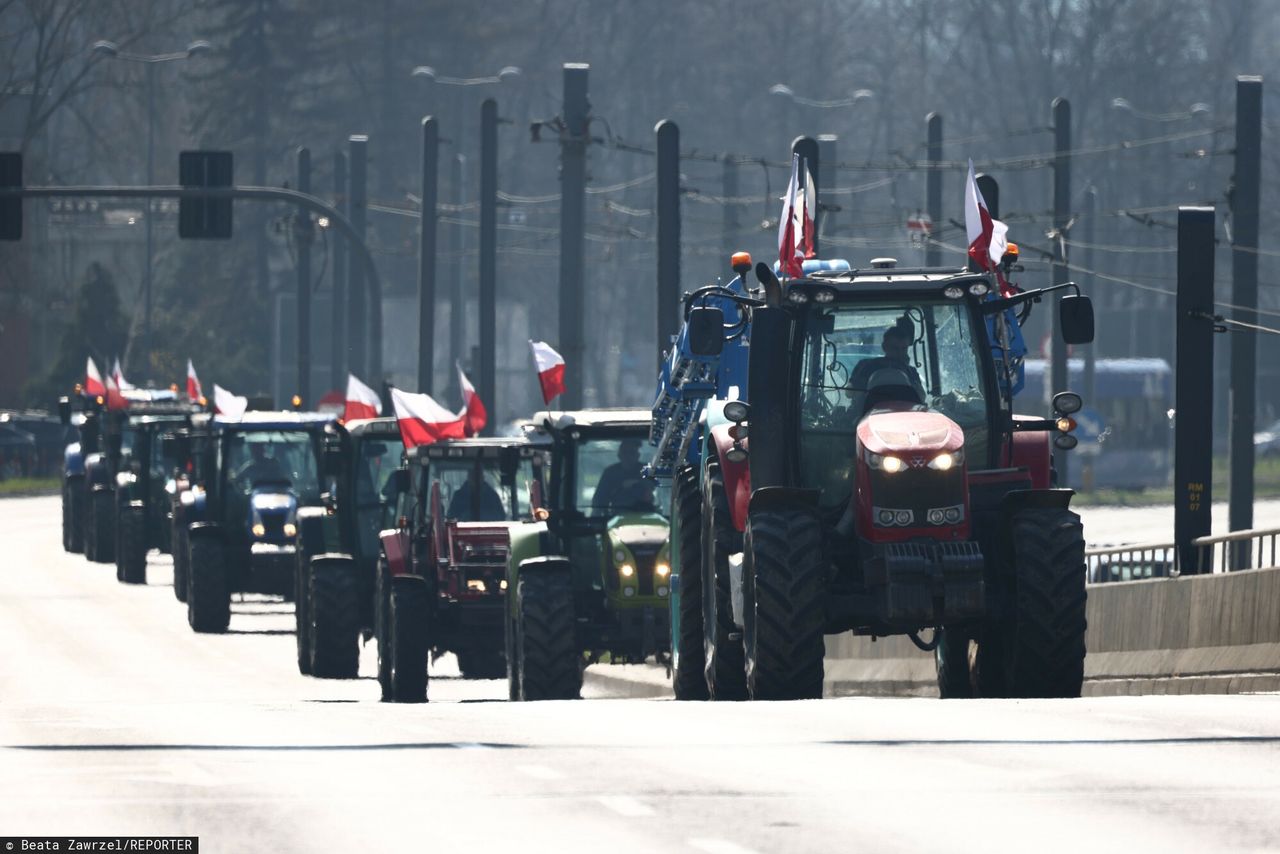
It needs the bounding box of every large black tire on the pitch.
[743,509,826,701]
[457,649,506,680]
[62,477,85,554]
[704,462,748,700]
[116,507,148,584]
[515,567,581,701]
[388,576,430,702]
[505,612,521,701]
[294,550,313,675]
[310,558,362,679]
[187,535,231,633]
[172,517,189,603]
[935,627,974,699]
[999,509,1087,698]
[671,465,708,701]
[89,489,116,564]
[375,559,393,700]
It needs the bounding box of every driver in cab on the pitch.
[844,318,927,418]
[591,439,654,516]
[235,442,289,489]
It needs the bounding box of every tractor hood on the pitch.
[606,511,669,551]
[857,406,964,456]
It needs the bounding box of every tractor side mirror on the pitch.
[1060,295,1095,345]
[58,396,71,425]
[688,307,725,357]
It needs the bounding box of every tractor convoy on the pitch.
[50,155,1092,704]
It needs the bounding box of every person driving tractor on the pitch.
[447,465,506,522]
[591,438,654,516]
[845,317,927,417]
[235,442,288,488]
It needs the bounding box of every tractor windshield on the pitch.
[354,436,404,556]
[432,455,539,522]
[797,300,991,506]
[574,436,669,519]
[224,430,323,502]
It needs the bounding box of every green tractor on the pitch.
[504,409,672,701]
[293,416,404,678]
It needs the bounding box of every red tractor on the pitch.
[678,257,1094,700]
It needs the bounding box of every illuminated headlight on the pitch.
[252,523,266,537]
[619,564,635,578]
[787,289,809,304]
[656,562,671,578]
[812,288,836,303]
[944,286,964,299]
[614,548,628,564]
[499,578,508,591]
[115,471,136,488]
[282,522,297,538]
[657,585,669,597]
[928,450,964,471]
[868,453,904,473]
[467,579,487,593]
[179,490,196,507]
[968,282,989,296]
[623,587,636,598]
[1056,417,1075,433]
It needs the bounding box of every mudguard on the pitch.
[296,506,334,558]
[63,443,85,478]
[380,527,412,577]
[1010,419,1052,489]
[187,521,223,541]
[518,555,572,576]
[84,453,111,490]
[747,486,821,515]
[311,552,359,577]
[999,488,1074,512]
[708,424,751,533]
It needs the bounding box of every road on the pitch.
[3,494,1280,853]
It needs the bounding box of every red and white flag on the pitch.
[457,363,487,437]
[84,357,106,398]
[111,358,134,391]
[777,153,817,279]
[105,357,132,410]
[390,387,466,449]
[964,159,1009,273]
[529,340,566,405]
[213,384,248,418]
[344,373,382,422]
[186,359,203,403]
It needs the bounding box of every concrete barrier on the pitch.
[823,565,1280,697]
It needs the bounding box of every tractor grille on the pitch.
[631,544,661,596]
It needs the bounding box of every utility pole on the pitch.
[1082,185,1098,493]
[817,134,837,248]
[656,119,681,360]
[1230,75,1263,568]
[925,113,942,267]
[1051,97,1072,487]
[347,135,369,380]
[721,155,739,262]
[294,147,313,406]
[479,98,498,432]
[331,151,347,390]
[791,136,819,257]
[417,117,439,395]
[449,152,465,386]
[558,63,589,409]
[1175,206,1216,574]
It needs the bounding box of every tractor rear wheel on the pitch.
[375,558,393,700]
[743,509,825,701]
[172,517,189,603]
[388,576,430,702]
[63,478,85,554]
[704,461,747,701]
[294,551,313,675]
[187,535,230,633]
[671,465,708,701]
[1000,508,1087,698]
[89,490,116,564]
[116,507,148,584]
[310,558,361,679]
[516,567,581,701]
[934,627,974,698]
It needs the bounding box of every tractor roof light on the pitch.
[944,286,964,300]
[723,400,749,423]
[813,288,836,303]
[787,289,809,304]
[731,252,753,275]
[968,282,989,296]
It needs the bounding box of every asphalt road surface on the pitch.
[3,495,1280,853]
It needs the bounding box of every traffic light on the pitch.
[0,152,21,241]
[179,150,233,239]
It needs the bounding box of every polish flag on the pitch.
[457,363,487,437]
[964,159,1009,273]
[390,387,466,449]
[213,384,248,418]
[105,358,131,410]
[111,358,134,391]
[84,357,106,398]
[529,340,566,405]
[344,373,382,422]
[186,359,203,403]
[777,153,817,279]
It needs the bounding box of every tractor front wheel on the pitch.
[388,576,430,702]
[743,509,825,701]
[187,535,230,633]
[116,507,148,584]
[310,558,361,679]
[294,550,313,675]
[89,490,116,564]
[515,567,581,701]
[704,461,747,701]
[671,464,708,701]
[63,478,85,554]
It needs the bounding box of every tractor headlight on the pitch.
[619,564,635,578]
[928,450,964,471]
[251,523,266,538]
[657,585,669,597]
[868,453,904,473]
[968,282,989,296]
[282,522,297,538]
[614,548,628,564]
[655,562,671,578]
[944,286,964,299]
[787,289,809,304]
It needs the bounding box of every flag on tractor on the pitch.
[457,363,487,437]
[84,357,106,398]
[964,159,1013,294]
[186,360,203,403]
[390,387,466,449]
[528,340,566,405]
[344,373,382,422]
[777,152,817,278]
[213,384,248,418]
[106,358,132,410]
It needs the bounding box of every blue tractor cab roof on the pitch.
[209,411,337,431]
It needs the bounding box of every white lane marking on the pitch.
[517,764,564,781]
[688,839,762,854]
[597,795,654,817]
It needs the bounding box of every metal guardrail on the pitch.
[1085,526,1280,582]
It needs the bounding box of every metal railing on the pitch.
[1085,526,1280,583]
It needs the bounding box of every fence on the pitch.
[1086,525,1280,581]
